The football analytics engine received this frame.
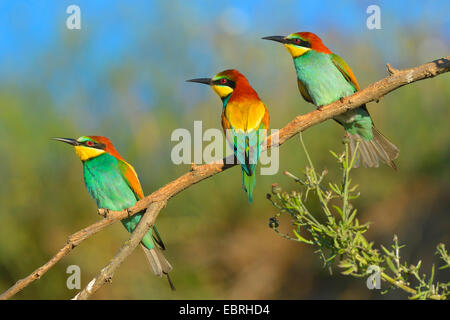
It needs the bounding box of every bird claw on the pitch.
[98,208,109,218]
[317,105,325,111]
[339,97,345,103]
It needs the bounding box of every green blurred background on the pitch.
[0,1,448,299]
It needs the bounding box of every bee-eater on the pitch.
[263,32,399,169]
[53,136,174,290]
[187,69,270,202]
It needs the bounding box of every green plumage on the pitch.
[293,50,399,168]
[293,51,373,140]
[242,165,256,203]
[82,153,156,250]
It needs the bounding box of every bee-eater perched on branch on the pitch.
[188,69,270,202]
[53,136,174,290]
[263,32,399,169]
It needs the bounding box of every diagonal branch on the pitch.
[1,56,448,300]
[72,201,167,300]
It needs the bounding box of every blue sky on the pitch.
[0,1,447,66]
[0,0,447,112]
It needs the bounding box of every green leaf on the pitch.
[333,205,344,219]
[339,261,354,270]
[381,245,392,257]
[385,256,397,274]
[329,150,339,159]
[428,265,435,287]
[328,183,341,194]
[341,266,356,275]
[293,229,313,244]
[348,209,357,223]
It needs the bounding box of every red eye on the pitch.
[295,38,301,44]
[86,141,94,146]
[220,78,227,84]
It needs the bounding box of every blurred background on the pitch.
[0,0,448,299]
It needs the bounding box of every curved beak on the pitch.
[186,78,212,86]
[262,35,287,44]
[52,137,79,146]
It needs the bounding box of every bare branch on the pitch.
[1,56,448,300]
[72,201,167,300]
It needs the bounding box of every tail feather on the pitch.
[347,127,399,170]
[140,244,175,290]
[242,167,256,203]
[357,138,377,167]
[372,127,400,162]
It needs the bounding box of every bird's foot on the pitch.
[190,163,199,171]
[317,105,325,111]
[126,208,133,218]
[98,208,110,218]
[339,97,345,103]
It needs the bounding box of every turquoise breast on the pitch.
[82,153,137,211]
[82,153,154,249]
[293,51,355,106]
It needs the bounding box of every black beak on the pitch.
[262,35,287,44]
[186,78,212,85]
[52,137,79,146]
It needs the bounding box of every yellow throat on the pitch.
[212,85,233,98]
[284,44,311,58]
[74,145,106,161]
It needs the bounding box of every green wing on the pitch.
[116,159,167,251]
[330,53,360,91]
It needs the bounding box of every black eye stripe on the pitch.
[84,141,106,149]
[212,78,236,89]
[290,38,312,48]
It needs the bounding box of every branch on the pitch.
[1,56,448,300]
[72,201,167,300]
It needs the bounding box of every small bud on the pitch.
[272,183,282,194]
[269,217,279,228]
[266,193,272,200]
